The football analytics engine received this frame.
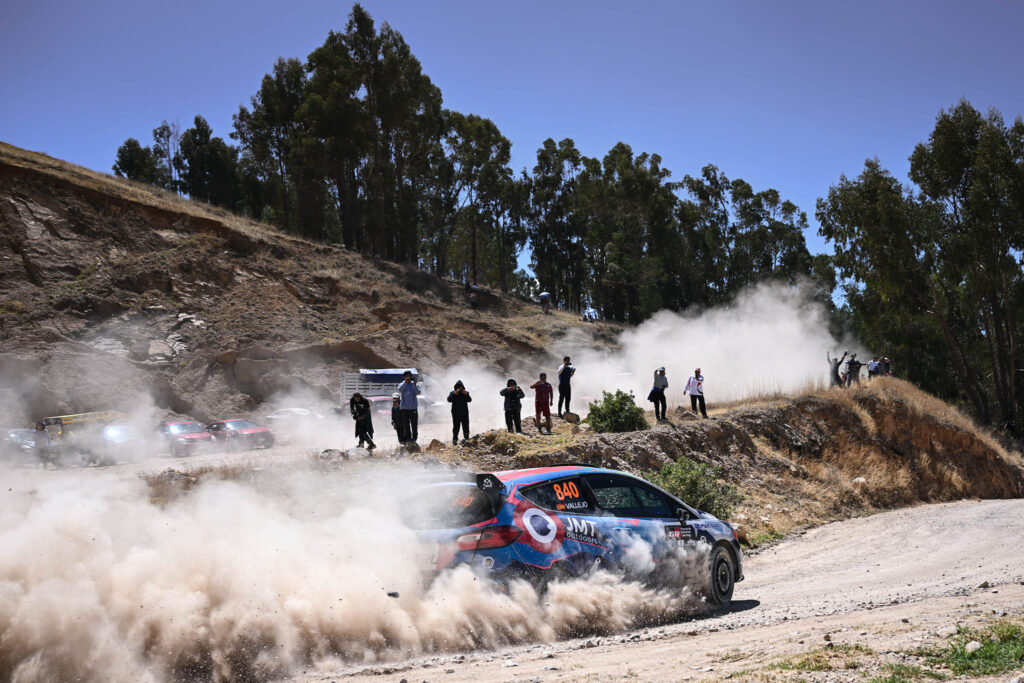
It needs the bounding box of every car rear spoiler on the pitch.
[475,472,504,506]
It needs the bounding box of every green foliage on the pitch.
[870,662,948,682]
[925,621,1024,676]
[584,390,648,433]
[112,138,158,183]
[818,99,1024,434]
[644,457,741,520]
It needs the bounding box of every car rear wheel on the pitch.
[705,544,735,607]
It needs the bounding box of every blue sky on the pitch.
[3,0,1023,255]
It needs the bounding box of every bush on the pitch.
[585,390,649,433]
[644,458,742,520]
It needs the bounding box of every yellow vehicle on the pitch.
[40,411,132,466]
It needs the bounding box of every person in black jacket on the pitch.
[845,354,865,386]
[500,378,526,433]
[389,392,406,443]
[349,392,375,450]
[447,380,472,444]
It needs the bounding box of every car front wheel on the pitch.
[706,545,735,607]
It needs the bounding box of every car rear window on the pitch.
[168,422,204,434]
[401,483,498,530]
[520,478,593,513]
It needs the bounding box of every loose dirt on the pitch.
[307,499,1024,682]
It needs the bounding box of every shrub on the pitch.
[585,390,649,433]
[645,457,742,520]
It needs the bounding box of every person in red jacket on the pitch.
[530,372,554,434]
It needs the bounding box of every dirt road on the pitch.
[310,499,1024,682]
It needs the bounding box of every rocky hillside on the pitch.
[0,142,618,425]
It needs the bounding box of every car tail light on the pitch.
[455,526,521,551]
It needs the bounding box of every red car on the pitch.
[206,419,275,451]
[158,421,214,457]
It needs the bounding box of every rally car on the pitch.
[403,464,743,606]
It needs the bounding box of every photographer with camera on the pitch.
[447,380,472,445]
[500,378,526,434]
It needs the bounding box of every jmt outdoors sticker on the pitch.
[563,516,605,546]
[523,508,557,544]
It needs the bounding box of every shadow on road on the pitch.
[721,599,759,615]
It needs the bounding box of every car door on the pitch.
[518,475,609,575]
[580,474,670,574]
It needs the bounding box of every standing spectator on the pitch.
[397,370,419,443]
[530,373,555,434]
[33,421,55,468]
[881,357,892,376]
[845,354,865,386]
[648,367,668,422]
[349,393,376,450]
[827,351,848,387]
[867,356,880,380]
[447,380,472,445]
[684,368,708,418]
[390,392,406,443]
[557,356,576,417]
[500,379,525,433]
[539,291,551,314]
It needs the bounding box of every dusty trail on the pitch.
[312,499,1024,682]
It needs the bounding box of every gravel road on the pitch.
[310,498,1024,682]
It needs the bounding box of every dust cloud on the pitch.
[0,466,706,682]
[424,282,861,429]
[555,282,858,409]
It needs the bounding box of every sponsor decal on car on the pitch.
[562,516,606,547]
[513,501,564,552]
[523,508,557,544]
[665,524,695,545]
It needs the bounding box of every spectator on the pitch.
[557,356,576,417]
[33,421,55,468]
[349,393,376,450]
[827,351,848,388]
[845,354,865,386]
[539,291,551,314]
[447,380,472,445]
[868,356,880,380]
[648,367,668,422]
[684,368,708,418]
[390,392,406,443]
[530,373,554,434]
[397,370,419,443]
[500,379,526,434]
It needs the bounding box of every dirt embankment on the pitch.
[0,143,619,425]
[439,379,1024,537]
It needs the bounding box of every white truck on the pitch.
[340,369,443,422]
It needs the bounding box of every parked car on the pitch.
[206,419,275,451]
[263,408,325,442]
[403,464,743,606]
[98,423,149,461]
[1,428,35,460]
[157,420,215,457]
[264,407,325,424]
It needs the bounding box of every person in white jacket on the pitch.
[684,368,707,418]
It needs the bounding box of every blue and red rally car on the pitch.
[404,464,743,606]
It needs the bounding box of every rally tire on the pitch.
[706,544,735,607]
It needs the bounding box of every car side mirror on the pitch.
[676,507,690,521]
